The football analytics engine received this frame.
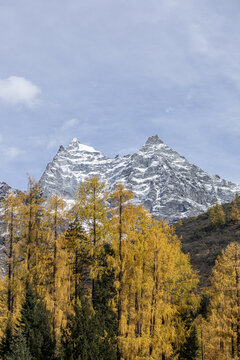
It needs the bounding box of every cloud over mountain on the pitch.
[0,76,41,107]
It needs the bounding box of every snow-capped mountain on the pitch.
[40,135,240,223]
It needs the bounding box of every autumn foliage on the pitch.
[3,177,239,359]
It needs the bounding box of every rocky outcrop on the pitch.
[0,182,11,201]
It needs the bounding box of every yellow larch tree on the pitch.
[74,177,109,306]
[44,194,68,340]
[1,192,22,324]
[147,220,199,360]
[109,183,135,360]
[209,200,226,226]
[17,178,46,287]
[109,195,199,360]
[0,277,7,338]
[231,200,240,223]
[118,205,154,359]
[203,242,240,360]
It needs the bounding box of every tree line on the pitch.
[0,177,239,359]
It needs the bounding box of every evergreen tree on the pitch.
[0,321,13,359]
[93,243,117,360]
[178,324,199,360]
[64,217,90,302]
[198,294,210,319]
[61,299,103,360]
[18,284,55,360]
[61,241,116,359]
[4,329,32,360]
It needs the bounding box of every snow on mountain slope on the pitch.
[39,135,240,223]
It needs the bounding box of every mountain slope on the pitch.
[39,135,240,223]
[175,201,240,287]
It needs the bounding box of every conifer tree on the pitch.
[147,220,199,359]
[45,195,67,339]
[18,178,45,286]
[61,299,104,360]
[18,284,55,360]
[74,177,109,307]
[208,200,225,226]
[108,203,199,360]
[64,217,90,302]
[178,324,199,360]
[62,235,116,359]
[204,242,240,359]
[1,193,22,322]
[0,321,13,359]
[235,192,240,203]
[177,218,183,227]
[231,200,240,223]
[109,183,134,360]
[0,277,8,338]
[93,242,117,360]
[4,329,32,360]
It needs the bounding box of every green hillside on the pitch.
[175,199,240,287]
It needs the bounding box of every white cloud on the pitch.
[61,118,79,131]
[0,76,41,107]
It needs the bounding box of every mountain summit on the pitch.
[39,136,240,223]
[145,134,164,146]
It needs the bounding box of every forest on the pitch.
[0,177,240,360]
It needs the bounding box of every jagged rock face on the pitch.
[0,182,11,201]
[39,136,240,223]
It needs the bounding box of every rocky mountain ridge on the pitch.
[0,182,11,200]
[39,135,240,223]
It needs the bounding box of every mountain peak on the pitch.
[57,145,65,153]
[145,135,164,146]
[67,138,99,153]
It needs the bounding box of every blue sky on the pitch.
[1,0,240,190]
